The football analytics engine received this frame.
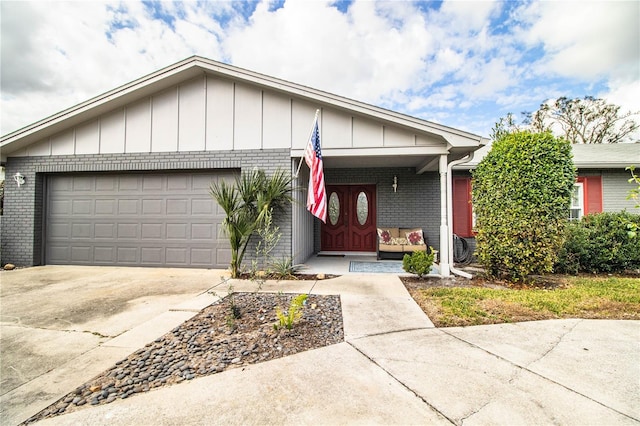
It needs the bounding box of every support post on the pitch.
[439,154,450,277]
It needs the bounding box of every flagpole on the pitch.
[294,109,321,178]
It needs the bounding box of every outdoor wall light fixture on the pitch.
[392,175,398,193]
[13,172,25,187]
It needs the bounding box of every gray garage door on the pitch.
[46,172,234,268]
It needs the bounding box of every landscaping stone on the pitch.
[22,293,343,424]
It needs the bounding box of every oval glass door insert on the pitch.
[356,191,368,225]
[328,192,340,225]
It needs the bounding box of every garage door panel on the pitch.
[142,175,163,190]
[141,223,163,239]
[117,247,139,263]
[216,248,232,265]
[94,223,115,238]
[71,223,92,238]
[96,176,117,191]
[71,246,92,262]
[167,175,188,190]
[166,248,188,265]
[72,176,93,191]
[48,245,70,262]
[50,200,71,215]
[72,199,92,214]
[46,172,232,268]
[118,176,140,191]
[48,223,70,238]
[191,248,213,265]
[141,247,163,264]
[118,199,139,214]
[166,223,188,239]
[94,247,115,262]
[95,199,116,214]
[191,198,213,215]
[142,199,163,214]
[166,199,188,215]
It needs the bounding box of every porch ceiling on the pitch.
[295,147,476,173]
[323,154,433,169]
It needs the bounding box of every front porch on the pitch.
[300,253,441,276]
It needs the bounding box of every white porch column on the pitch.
[439,154,450,277]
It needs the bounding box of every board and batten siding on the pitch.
[12,75,443,158]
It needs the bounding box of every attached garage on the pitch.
[45,171,234,268]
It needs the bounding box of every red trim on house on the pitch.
[452,177,473,237]
[577,176,603,215]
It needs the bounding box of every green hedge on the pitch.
[472,131,575,281]
[556,212,640,274]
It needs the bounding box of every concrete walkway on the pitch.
[2,270,639,425]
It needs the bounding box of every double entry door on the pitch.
[321,184,377,252]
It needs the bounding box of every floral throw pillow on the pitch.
[406,230,424,245]
[377,228,392,244]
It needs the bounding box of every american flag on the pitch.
[304,114,327,223]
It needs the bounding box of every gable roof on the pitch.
[456,142,640,170]
[1,56,486,160]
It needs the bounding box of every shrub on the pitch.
[403,249,435,278]
[556,212,640,274]
[472,131,575,281]
[274,293,308,330]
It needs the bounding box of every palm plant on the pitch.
[210,168,293,278]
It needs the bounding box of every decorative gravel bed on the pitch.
[23,292,343,424]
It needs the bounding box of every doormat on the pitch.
[317,253,345,257]
[349,261,405,273]
[349,261,440,274]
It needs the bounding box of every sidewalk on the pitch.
[11,274,640,425]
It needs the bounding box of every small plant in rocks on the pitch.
[274,293,308,330]
[403,249,435,278]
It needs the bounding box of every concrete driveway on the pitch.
[1,267,639,425]
[0,265,224,424]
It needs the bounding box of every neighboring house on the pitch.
[0,56,486,276]
[452,143,640,240]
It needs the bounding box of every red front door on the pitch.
[321,185,377,252]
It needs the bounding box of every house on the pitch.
[452,143,640,246]
[0,56,487,276]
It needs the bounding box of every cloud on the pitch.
[518,1,639,82]
[1,0,638,140]
[223,0,434,106]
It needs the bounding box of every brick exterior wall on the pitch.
[323,168,442,251]
[1,149,291,267]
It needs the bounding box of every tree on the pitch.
[209,169,293,278]
[493,97,639,143]
[527,96,639,144]
[472,131,576,281]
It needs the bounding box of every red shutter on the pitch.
[584,176,603,214]
[453,177,472,237]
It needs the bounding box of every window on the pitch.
[570,182,584,220]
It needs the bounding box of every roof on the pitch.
[455,142,640,170]
[1,56,486,159]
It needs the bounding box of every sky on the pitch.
[1,0,639,139]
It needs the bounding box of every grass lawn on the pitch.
[409,276,640,327]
